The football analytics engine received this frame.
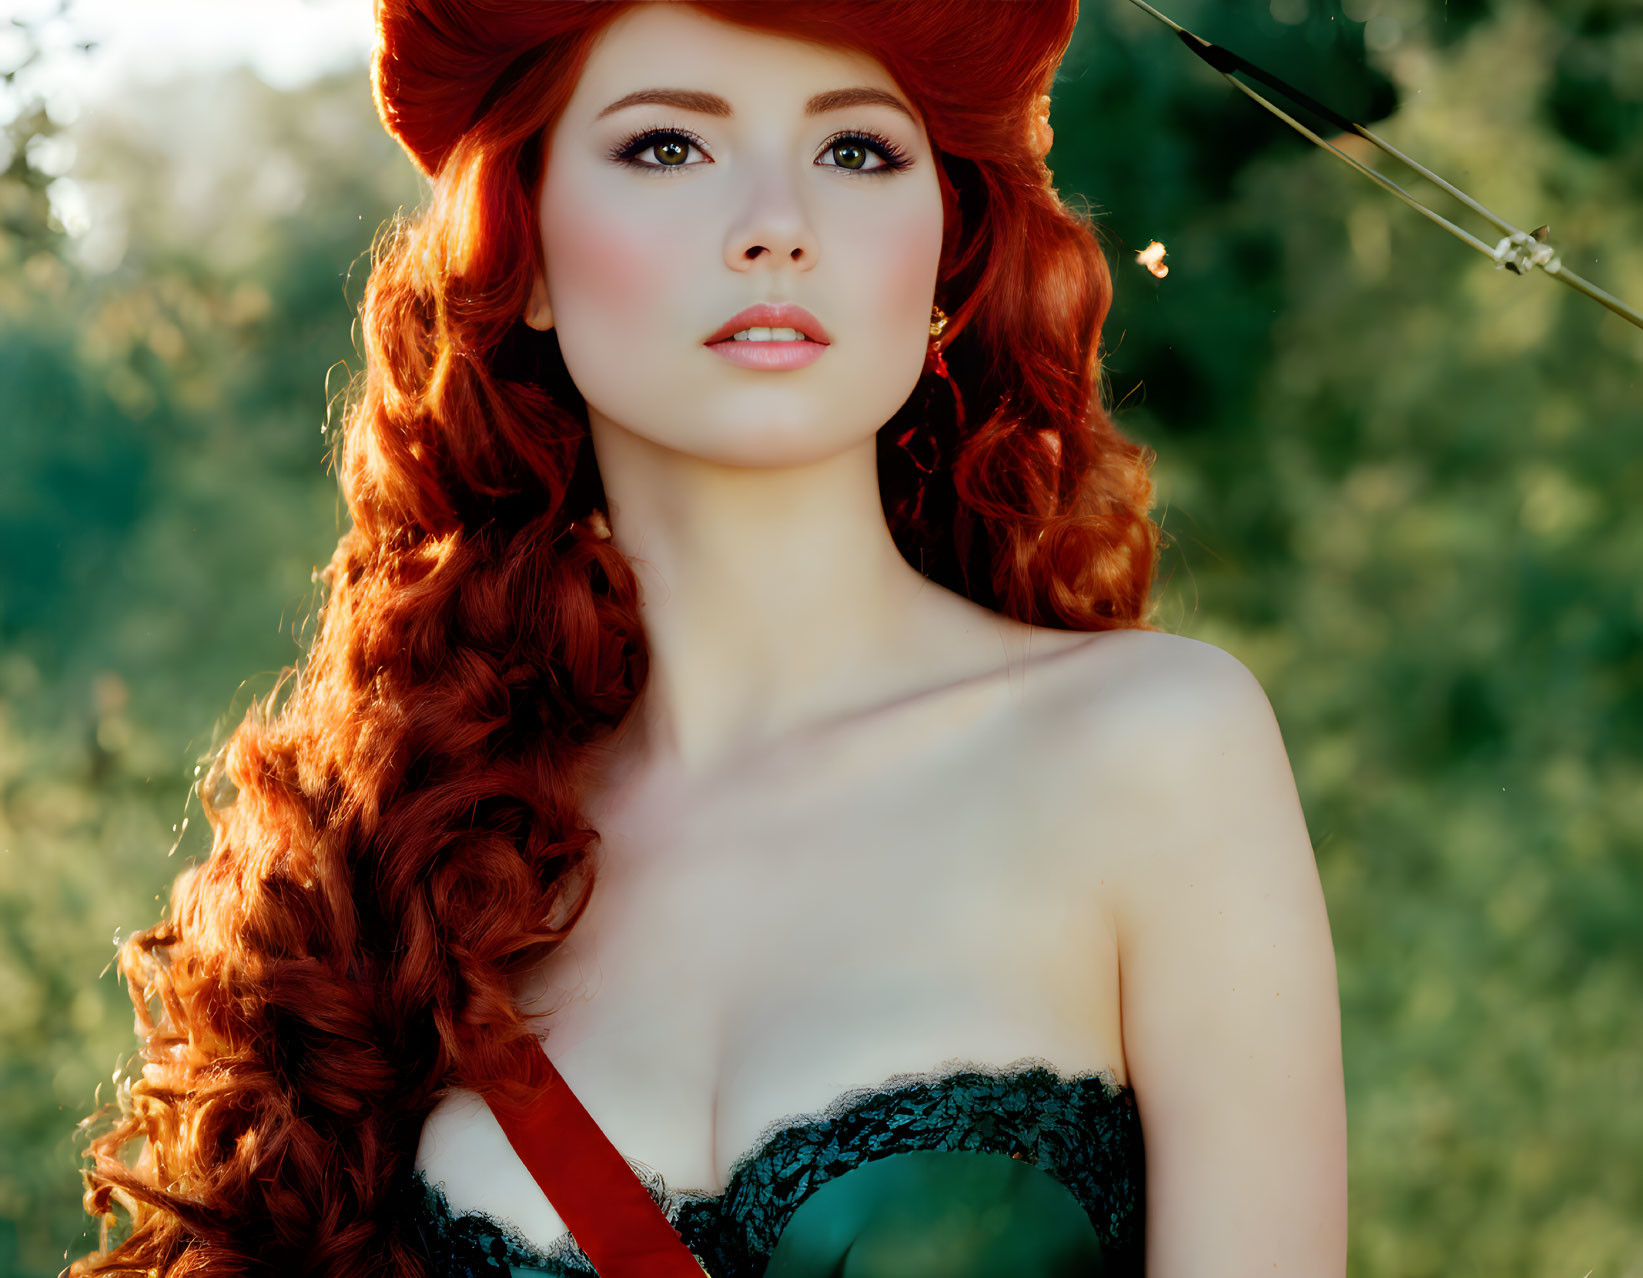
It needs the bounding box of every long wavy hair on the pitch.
[67,3,1162,1274]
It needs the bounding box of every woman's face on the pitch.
[530,3,945,468]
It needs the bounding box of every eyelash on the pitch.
[608,123,913,177]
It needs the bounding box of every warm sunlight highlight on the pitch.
[1136,240,1169,279]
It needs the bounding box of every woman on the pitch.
[68,2,1347,1275]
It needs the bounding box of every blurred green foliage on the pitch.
[1,2,1639,1276]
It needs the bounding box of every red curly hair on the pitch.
[67,3,1162,1274]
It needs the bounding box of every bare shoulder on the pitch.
[1032,628,1281,790]
[1073,626,1286,770]
[1038,624,1307,933]
[1056,629,1348,1274]
[416,1086,569,1244]
[1059,626,1274,727]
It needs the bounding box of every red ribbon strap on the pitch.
[487,1046,708,1277]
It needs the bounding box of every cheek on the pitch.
[850,202,946,387]
[540,185,667,334]
[855,197,946,339]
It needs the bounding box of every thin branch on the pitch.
[1118,0,1643,331]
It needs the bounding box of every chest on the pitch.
[512,661,1129,1198]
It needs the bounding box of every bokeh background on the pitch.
[2,0,1639,1274]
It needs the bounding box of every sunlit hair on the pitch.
[68,3,1162,1274]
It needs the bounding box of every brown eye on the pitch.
[609,127,704,172]
[652,137,689,166]
[818,130,913,174]
[831,140,870,170]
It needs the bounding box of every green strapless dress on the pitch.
[400,1058,1145,1277]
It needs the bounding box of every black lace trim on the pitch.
[404,1056,1145,1278]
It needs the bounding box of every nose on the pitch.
[724,172,819,273]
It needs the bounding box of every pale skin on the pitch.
[416,6,1349,1276]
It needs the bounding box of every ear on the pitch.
[523,269,554,331]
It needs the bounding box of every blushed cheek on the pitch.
[858,206,945,339]
[886,214,942,304]
[541,180,676,338]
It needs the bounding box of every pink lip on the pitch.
[708,338,827,371]
[704,302,832,346]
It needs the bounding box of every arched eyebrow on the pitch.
[594,85,917,126]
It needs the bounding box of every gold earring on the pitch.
[929,304,949,341]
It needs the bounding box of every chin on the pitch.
[654,414,880,470]
[590,380,907,470]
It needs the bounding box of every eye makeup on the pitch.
[606,123,914,177]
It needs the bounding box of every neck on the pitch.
[587,414,969,780]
